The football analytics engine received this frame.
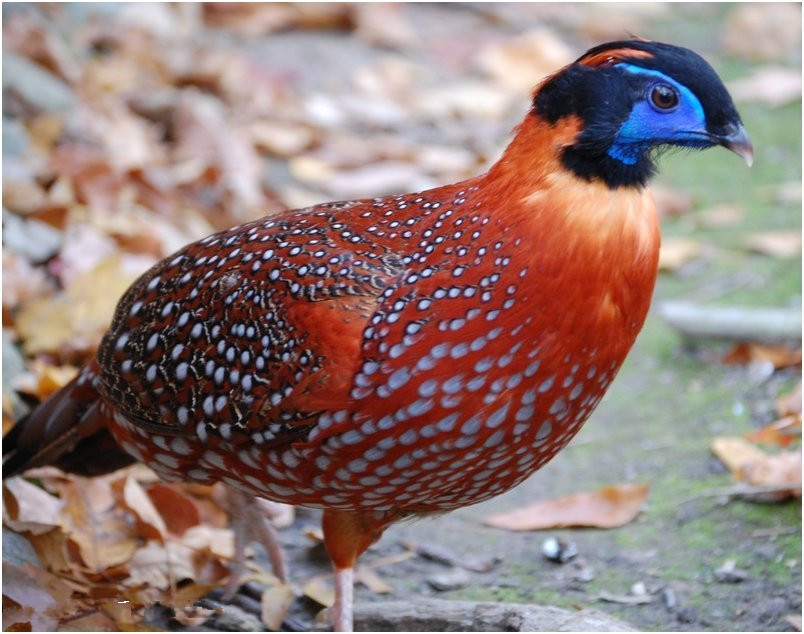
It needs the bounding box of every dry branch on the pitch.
[657,301,802,342]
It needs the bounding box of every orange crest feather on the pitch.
[578,46,653,68]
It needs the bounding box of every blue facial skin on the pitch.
[608,64,709,165]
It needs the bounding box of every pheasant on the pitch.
[4,40,752,631]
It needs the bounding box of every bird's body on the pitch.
[96,117,659,515]
[4,39,751,631]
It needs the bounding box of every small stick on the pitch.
[657,302,801,342]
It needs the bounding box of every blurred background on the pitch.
[2,3,801,632]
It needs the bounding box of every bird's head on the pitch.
[533,39,753,188]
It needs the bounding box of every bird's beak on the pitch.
[718,123,754,167]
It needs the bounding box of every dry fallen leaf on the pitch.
[146,483,201,537]
[711,437,802,497]
[743,230,802,259]
[302,577,335,607]
[260,582,295,630]
[711,437,768,475]
[124,541,195,590]
[745,415,802,448]
[483,483,649,530]
[59,478,138,571]
[742,449,801,495]
[722,343,802,370]
[355,566,394,594]
[658,238,703,271]
[2,562,69,631]
[12,360,78,401]
[121,476,168,541]
[16,255,152,357]
[3,477,65,535]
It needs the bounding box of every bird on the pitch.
[4,39,752,631]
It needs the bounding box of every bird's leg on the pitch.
[220,485,288,599]
[331,566,354,632]
[250,500,287,582]
[322,509,396,632]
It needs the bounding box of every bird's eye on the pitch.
[650,84,679,111]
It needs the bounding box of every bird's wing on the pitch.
[97,200,406,448]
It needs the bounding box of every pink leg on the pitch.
[331,566,354,632]
[221,485,288,597]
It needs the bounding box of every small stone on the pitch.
[676,607,698,624]
[662,587,677,610]
[2,117,30,158]
[3,213,63,263]
[541,536,578,563]
[428,568,471,592]
[630,581,648,597]
[2,52,76,114]
[2,528,42,567]
[714,559,749,583]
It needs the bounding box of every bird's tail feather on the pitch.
[3,361,135,478]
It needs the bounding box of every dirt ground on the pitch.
[3,3,801,632]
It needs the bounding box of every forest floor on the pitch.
[2,3,801,632]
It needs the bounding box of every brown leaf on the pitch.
[742,449,802,495]
[745,415,802,448]
[124,541,195,590]
[2,179,47,215]
[260,582,294,630]
[711,437,802,497]
[743,230,802,258]
[355,567,393,594]
[483,483,649,530]
[13,360,78,401]
[249,120,315,158]
[776,383,802,417]
[25,529,74,575]
[16,255,151,357]
[722,343,802,369]
[658,238,703,271]
[302,578,334,607]
[3,477,65,535]
[59,479,138,571]
[202,3,351,36]
[121,476,168,541]
[146,483,201,537]
[58,611,120,631]
[2,562,68,631]
[179,524,234,561]
[171,582,218,608]
[711,437,768,476]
